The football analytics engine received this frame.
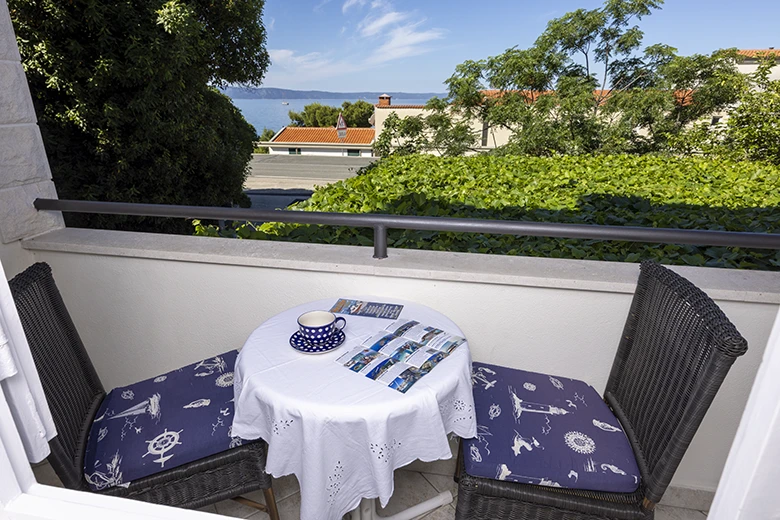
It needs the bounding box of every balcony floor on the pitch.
[32,459,709,519]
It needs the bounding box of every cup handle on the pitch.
[334,317,346,330]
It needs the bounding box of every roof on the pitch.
[270,127,375,145]
[737,49,780,58]
[482,89,549,102]
[374,104,427,109]
[481,88,693,106]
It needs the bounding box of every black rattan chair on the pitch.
[456,261,748,520]
[10,262,279,519]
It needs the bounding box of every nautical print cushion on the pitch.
[83,350,243,491]
[463,362,640,493]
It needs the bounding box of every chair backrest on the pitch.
[605,261,747,505]
[9,262,105,490]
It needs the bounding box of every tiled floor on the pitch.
[31,460,709,520]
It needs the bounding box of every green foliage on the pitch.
[724,81,780,164]
[376,0,748,158]
[195,155,780,270]
[669,57,780,164]
[341,100,375,128]
[374,99,480,157]
[254,127,276,153]
[289,100,374,127]
[10,0,269,232]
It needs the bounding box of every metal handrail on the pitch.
[34,198,780,259]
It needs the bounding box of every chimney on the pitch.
[378,94,391,107]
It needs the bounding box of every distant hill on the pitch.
[223,87,444,100]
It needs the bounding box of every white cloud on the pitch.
[269,49,325,70]
[371,22,445,63]
[264,3,445,88]
[342,0,366,13]
[267,17,275,31]
[358,11,409,37]
[265,49,364,87]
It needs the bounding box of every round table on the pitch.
[232,297,476,520]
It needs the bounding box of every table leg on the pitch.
[349,491,452,520]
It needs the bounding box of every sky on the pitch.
[261,0,780,93]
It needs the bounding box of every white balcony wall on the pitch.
[20,228,780,496]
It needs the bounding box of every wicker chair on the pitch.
[9,262,279,519]
[456,260,748,520]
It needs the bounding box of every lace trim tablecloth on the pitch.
[232,298,476,520]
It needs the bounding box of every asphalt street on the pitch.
[245,154,375,190]
[245,189,312,210]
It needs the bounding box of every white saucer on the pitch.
[289,330,346,354]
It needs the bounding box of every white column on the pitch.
[0,0,63,274]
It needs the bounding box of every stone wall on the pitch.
[0,0,63,275]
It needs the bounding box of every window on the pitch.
[481,121,489,147]
[347,149,361,157]
[288,148,301,155]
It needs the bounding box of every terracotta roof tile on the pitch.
[480,88,693,106]
[271,127,375,145]
[374,104,427,109]
[737,49,780,58]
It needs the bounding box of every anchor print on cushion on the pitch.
[83,350,243,491]
[463,362,640,493]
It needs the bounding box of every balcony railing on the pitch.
[34,198,780,259]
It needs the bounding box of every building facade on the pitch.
[735,49,780,81]
[372,94,513,154]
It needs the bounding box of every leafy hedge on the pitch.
[196,155,780,270]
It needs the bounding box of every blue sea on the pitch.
[230,98,432,134]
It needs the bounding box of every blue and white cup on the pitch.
[297,311,346,345]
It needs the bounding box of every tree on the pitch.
[9,0,270,233]
[373,100,479,157]
[724,81,780,164]
[288,103,340,127]
[670,58,780,164]
[376,0,746,157]
[254,127,277,154]
[288,100,374,127]
[341,100,374,127]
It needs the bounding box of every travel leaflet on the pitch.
[384,319,466,353]
[335,322,466,393]
[329,299,404,320]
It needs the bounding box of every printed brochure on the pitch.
[335,319,466,393]
[330,299,404,320]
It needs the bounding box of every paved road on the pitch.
[245,189,312,211]
[245,154,375,190]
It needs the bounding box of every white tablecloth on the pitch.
[232,297,476,520]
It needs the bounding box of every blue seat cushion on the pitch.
[464,362,640,493]
[83,350,243,491]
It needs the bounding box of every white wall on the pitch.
[736,62,780,81]
[373,106,512,153]
[268,146,371,156]
[21,228,780,494]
